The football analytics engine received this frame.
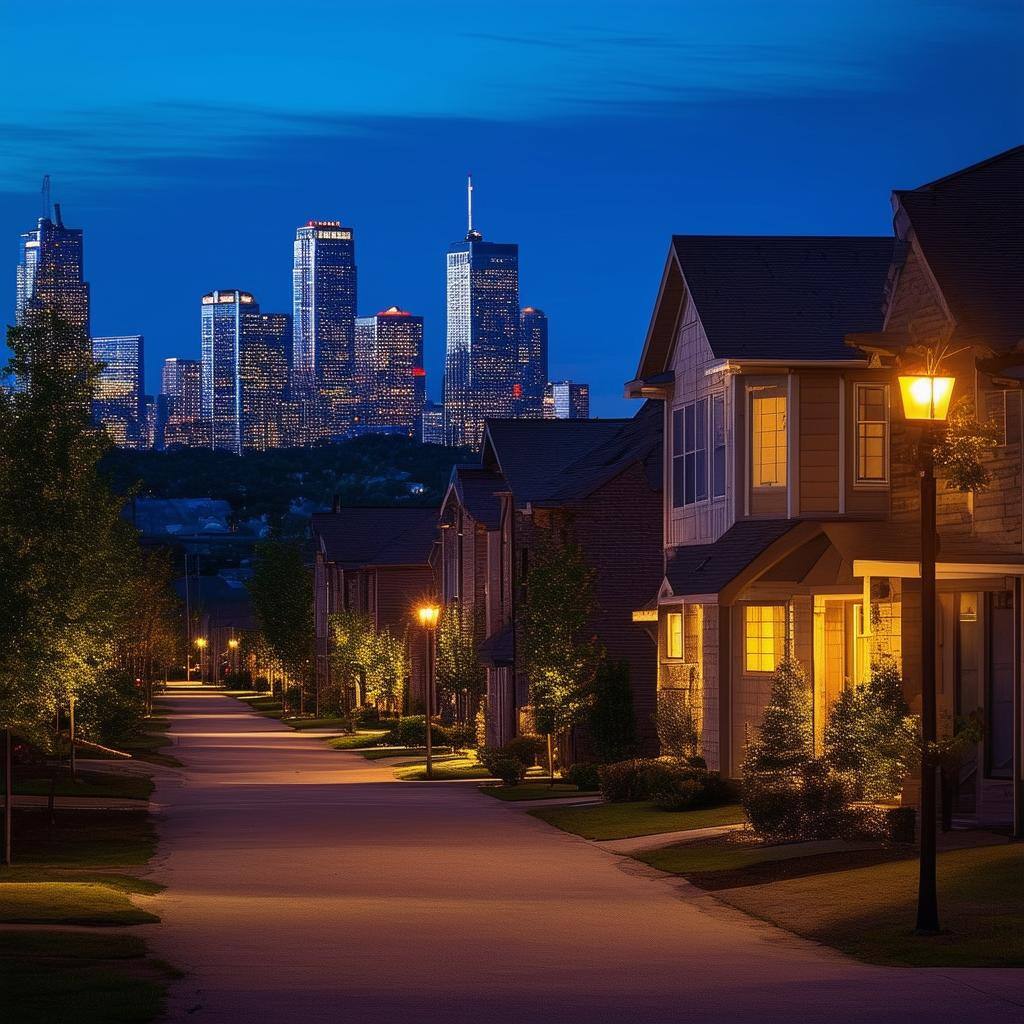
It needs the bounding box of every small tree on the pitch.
[329,610,375,711]
[435,603,485,725]
[932,398,1000,492]
[365,627,409,716]
[520,539,601,779]
[586,659,637,763]
[741,653,813,838]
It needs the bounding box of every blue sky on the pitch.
[2,0,1021,414]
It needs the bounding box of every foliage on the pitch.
[477,735,546,781]
[482,753,527,786]
[932,398,1000,492]
[382,716,451,748]
[585,659,637,762]
[73,670,147,745]
[823,656,918,803]
[446,722,478,752]
[501,734,547,766]
[328,611,409,715]
[654,686,700,759]
[650,769,736,812]
[741,654,813,839]
[597,756,709,804]
[520,539,601,736]
[563,762,602,791]
[435,603,485,724]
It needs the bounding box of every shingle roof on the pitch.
[482,418,630,503]
[447,465,503,528]
[671,235,895,361]
[664,519,799,597]
[311,507,438,568]
[895,146,1024,351]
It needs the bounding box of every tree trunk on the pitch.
[69,694,77,779]
[546,733,555,787]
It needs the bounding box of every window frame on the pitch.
[749,385,788,491]
[853,382,890,487]
[743,603,787,674]
[665,610,684,659]
[711,393,726,499]
[671,397,716,509]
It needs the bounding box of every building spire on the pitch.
[467,173,473,235]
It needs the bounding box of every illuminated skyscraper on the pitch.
[92,334,144,447]
[543,380,590,420]
[514,306,548,418]
[240,313,291,451]
[292,219,357,438]
[443,177,519,449]
[200,290,262,454]
[16,203,90,335]
[354,307,425,436]
[160,357,204,449]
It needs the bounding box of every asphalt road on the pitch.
[144,688,1024,1024]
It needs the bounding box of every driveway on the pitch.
[144,688,1024,1023]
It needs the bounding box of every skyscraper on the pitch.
[543,380,590,420]
[515,306,548,418]
[160,357,204,449]
[240,313,291,451]
[292,219,357,438]
[421,401,444,445]
[16,203,90,337]
[92,334,144,447]
[443,177,520,449]
[354,307,425,436]
[200,290,262,454]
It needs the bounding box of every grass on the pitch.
[0,879,159,926]
[530,801,746,841]
[711,842,1023,967]
[281,716,351,731]
[5,809,157,867]
[326,731,390,750]
[116,716,180,768]
[394,755,494,781]
[480,783,600,802]
[0,929,147,959]
[14,770,153,802]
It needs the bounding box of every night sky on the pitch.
[2,1,1020,415]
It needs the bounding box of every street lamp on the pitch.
[416,603,441,779]
[195,637,208,685]
[227,637,240,680]
[897,370,955,935]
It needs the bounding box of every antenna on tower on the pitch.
[41,175,52,220]
[467,173,474,235]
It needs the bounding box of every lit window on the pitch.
[751,390,787,488]
[666,612,684,659]
[744,605,785,673]
[855,384,889,483]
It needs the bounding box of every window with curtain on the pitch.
[751,389,787,488]
[744,605,786,672]
[855,383,889,483]
[666,611,684,659]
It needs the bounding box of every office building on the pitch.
[515,306,548,418]
[421,401,444,445]
[92,334,145,447]
[354,307,425,436]
[543,380,590,420]
[292,219,357,438]
[443,177,520,449]
[160,357,204,449]
[240,313,291,451]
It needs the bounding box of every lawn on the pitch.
[712,842,1024,967]
[116,717,180,768]
[531,801,746,841]
[15,769,153,802]
[6,808,157,867]
[0,877,159,926]
[480,783,600,802]
[281,716,352,731]
[394,755,494,781]
[326,731,390,750]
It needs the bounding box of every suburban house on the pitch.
[440,407,663,750]
[626,146,1023,827]
[311,505,439,712]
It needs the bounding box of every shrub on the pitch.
[75,671,147,745]
[650,766,737,812]
[742,772,804,839]
[252,675,271,693]
[597,756,715,804]
[447,722,478,753]
[353,705,380,727]
[798,760,850,839]
[587,659,637,762]
[563,762,601,791]
[844,804,916,844]
[655,683,700,759]
[485,755,527,786]
[502,734,546,767]
[652,777,704,811]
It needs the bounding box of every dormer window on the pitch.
[751,387,787,488]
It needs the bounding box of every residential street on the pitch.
[144,688,1024,1024]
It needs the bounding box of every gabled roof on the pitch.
[481,418,629,503]
[894,145,1024,351]
[310,506,438,568]
[441,465,503,528]
[632,235,894,381]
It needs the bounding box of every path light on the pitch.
[897,368,955,936]
[415,603,441,778]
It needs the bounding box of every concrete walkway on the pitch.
[143,688,1024,1024]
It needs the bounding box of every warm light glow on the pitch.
[417,604,441,629]
[227,639,239,649]
[898,375,955,421]
[195,637,208,649]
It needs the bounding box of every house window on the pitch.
[855,384,889,483]
[984,389,1022,447]
[666,611,684,659]
[744,605,786,673]
[711,393,726,498]
[751,390,787,488]
[672,399,708,508]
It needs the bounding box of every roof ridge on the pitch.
[904,144,1024,192]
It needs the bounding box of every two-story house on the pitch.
[626,147,1024,828]
[312,505,439,712]
[441,409,663,751]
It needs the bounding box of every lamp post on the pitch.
[417,603,441,780]
[228,637,239,682]
[195,637,208,685]
[897,371,955,935]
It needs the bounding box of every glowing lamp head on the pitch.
[195,637,208,649]
[417,604,441,629]
[898,374,955,422]
[227,639,239,650]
